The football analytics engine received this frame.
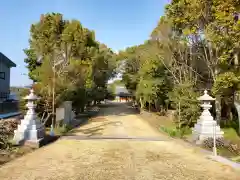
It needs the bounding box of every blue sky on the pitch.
[0,0,168,86]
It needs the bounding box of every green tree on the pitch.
[164,0,240,124]
[24,13,116,124]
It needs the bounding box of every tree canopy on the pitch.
[24,13,117,121]
[23,3,240,131]
[117,0,240,128]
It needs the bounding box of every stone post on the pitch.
[63,101,72,125]
[234,91,240,135]
[192,90,224,144]
[13,89,45,147]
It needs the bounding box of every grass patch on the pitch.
[159,126,179,137]
[223,127,240,143]
[218,148,237,158]
[201,128,240,161]
[140,110,192,138]
[45,124,73,136]
[140,110,176,131]
[142,110,240,162]
[219,128,240,160]
[159,126,192,138]
[231,156,240,162]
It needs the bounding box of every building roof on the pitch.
[115,86,131,96]
[0,52,16,67]
[115,86,128,94]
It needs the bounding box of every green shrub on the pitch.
[0,129,11,149]
[169,83,201,129]
[179,126,192,137]
[57,124,73,135]
[160,126,180,137]
[160,126,192,138]
[0,119,19,150]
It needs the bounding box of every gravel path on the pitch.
[0,102,239,180]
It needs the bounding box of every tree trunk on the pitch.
[155,100,159,112]
[234,92,240,135]
[213,66,222,126]
[215,95,221,125]
[140,97,144,109]
[234,52,239,66]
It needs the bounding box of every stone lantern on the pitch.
[192,90,224,144]
[13,89,45,147]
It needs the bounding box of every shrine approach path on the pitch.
[0,102,240,180]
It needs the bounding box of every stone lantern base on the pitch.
[13,118,45,148]
[192,120,224,144]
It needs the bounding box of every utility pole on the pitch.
[50,54,56,136]
[178,101,181,129]
[50,50,67,135]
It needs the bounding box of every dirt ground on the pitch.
[0,102,239,180]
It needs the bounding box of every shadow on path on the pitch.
[64,102,140,138]
[70,102,139,130]
[39,135,61,147]
[98,102,140,115]
[67,121,123,137]
[62,135,167,142]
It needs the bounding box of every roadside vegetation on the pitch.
[117,0,240,161]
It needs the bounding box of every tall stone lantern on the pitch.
[192,90,224,144]
[13,89,45,147]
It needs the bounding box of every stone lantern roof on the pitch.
[197,90,215,101]
[24,89,39,100]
